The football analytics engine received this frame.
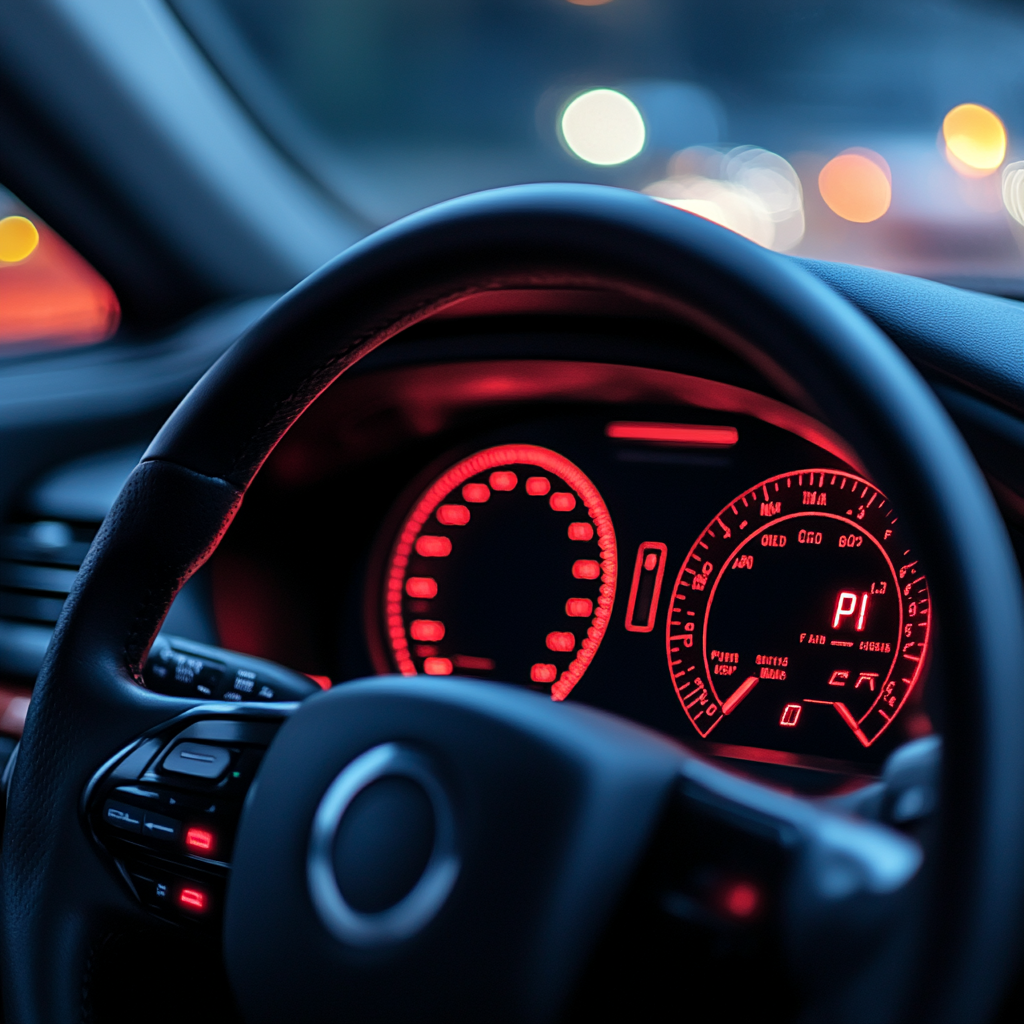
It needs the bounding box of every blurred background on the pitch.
[175,0,1024,287]
[6,0,1024,353]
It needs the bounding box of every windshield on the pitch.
[176,0,1024,287]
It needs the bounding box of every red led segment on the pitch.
[178,887,208,913]
[605,421,739,447]
[410,619,445,642]
[423,657,453,676]
[546,631,576,652]
[832,591,858,629]
[572,559,601,580]
[549,492,576,512]
[530,663,557,683]
[416,535,452,557]
[185,827,215,854]
[565,598,593,617]
[437,504,470,526]
[406,576,438,599]
[525,476,551,496]
[779,704,802,727]
[624,541,668,633]
[568,522,593,541]
[489,471,517,491]
[462,483,491,503]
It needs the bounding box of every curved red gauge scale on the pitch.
[385,445,617,699]
[665,470,930,755]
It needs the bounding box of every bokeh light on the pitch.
[560,89,646,165]
[943,103,1006,175]
[818,150,891,223]
[0,216,40,263]
[643,146,804,250]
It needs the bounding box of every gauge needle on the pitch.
[721,675,759,715]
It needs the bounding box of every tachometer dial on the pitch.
[666,470,930,754]
[383,445,617,699]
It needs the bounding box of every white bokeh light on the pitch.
[560,89,646,166]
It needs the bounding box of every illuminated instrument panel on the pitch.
[371,412,931,777]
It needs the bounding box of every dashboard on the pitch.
[194,341,935,788]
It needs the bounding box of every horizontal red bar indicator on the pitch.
[605,422,739,447]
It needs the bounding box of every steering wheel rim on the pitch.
[4,184,1023,1023]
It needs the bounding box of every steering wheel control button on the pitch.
[308,743,460,947]
[103,800,142,833]
[142,810,180,842]
[85,709,289,930]
[162,742,231,779]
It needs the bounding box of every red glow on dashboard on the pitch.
[454,654,495,671]
[306,675,332,691]
[462,483,491,503]
[406,577,438,599]
[185,827,216,854]
[489,471,517,491]
[606,421,739,447]
[568,522,593,541]
[549,492,576,512]
[178,887,208,913]
[410,620,445,642]
[423,657,453,676]
[416,536,452,557]
[718,880,761,920]
[383,444,617,695]
[531,663,558,683]
[572,559,601,580]
[437,504,470,525]
[546,631,576,652]
[565,598,593,617]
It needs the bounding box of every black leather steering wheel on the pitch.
[3,185,1024,1023]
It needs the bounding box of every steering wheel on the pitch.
[3,185,1023,1024]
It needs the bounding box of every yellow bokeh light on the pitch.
[818,151,891,223]
[0,216,40,263]
[560,89,645,166]
[943,103,1006,175]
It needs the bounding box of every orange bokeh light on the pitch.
[818,150,892,223]
[943,103,1006,176]
[0,217,119,348]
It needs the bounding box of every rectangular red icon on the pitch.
[624,542,668,633]
[605,422,739,447]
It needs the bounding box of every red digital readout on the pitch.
[383,444,617,698]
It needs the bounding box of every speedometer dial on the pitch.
[666,470,930,755]
[383,444,617,699]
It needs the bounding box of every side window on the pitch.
[0,186,120,354]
